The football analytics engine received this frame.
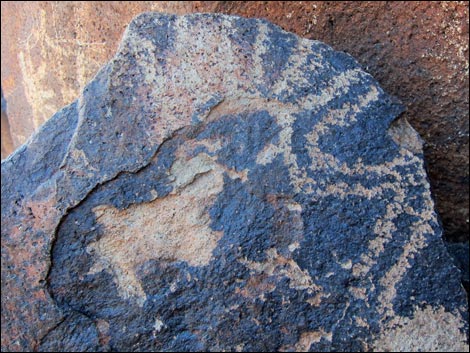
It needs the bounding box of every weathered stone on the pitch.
[1,2,468,243]
[0,1,215,156]
[1,13,468,352]
[446,241,470,294]
[1,88,13,160]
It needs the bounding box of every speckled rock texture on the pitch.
[1,2,468,244]
[1,13,468,352]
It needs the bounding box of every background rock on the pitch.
[446,241,470,294]
[1,1,468,243]
[1,88,13,159]
[2,12,468,352]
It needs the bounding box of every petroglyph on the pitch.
[3,12,467,352]
[373,305,469,352]
[240,248,322,294]
[87,153,225,306]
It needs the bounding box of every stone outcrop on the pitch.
[1,1,468,242]
[1,13,468,352]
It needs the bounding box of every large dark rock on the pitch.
[1,13,468,352]
[1,2,468,243]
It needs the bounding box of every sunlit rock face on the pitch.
[1,13,468,352]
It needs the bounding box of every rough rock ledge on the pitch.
[1,13,468,352]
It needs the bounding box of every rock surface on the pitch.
[446,241,470,294]
[1,88,13,159]
[1,13,468,352]
[1,1,468,243]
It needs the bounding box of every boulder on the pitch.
[1,13,468,352]
[1,1,468,242]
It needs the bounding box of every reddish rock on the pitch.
[1,1,468,241]
[1,89,13,159]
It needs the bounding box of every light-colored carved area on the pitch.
[16,6,108,133]
[87,153,225,306]
[280,329,332,352]
[239,248,323,302]
[373,305,469,352]
[295,330,333,352]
